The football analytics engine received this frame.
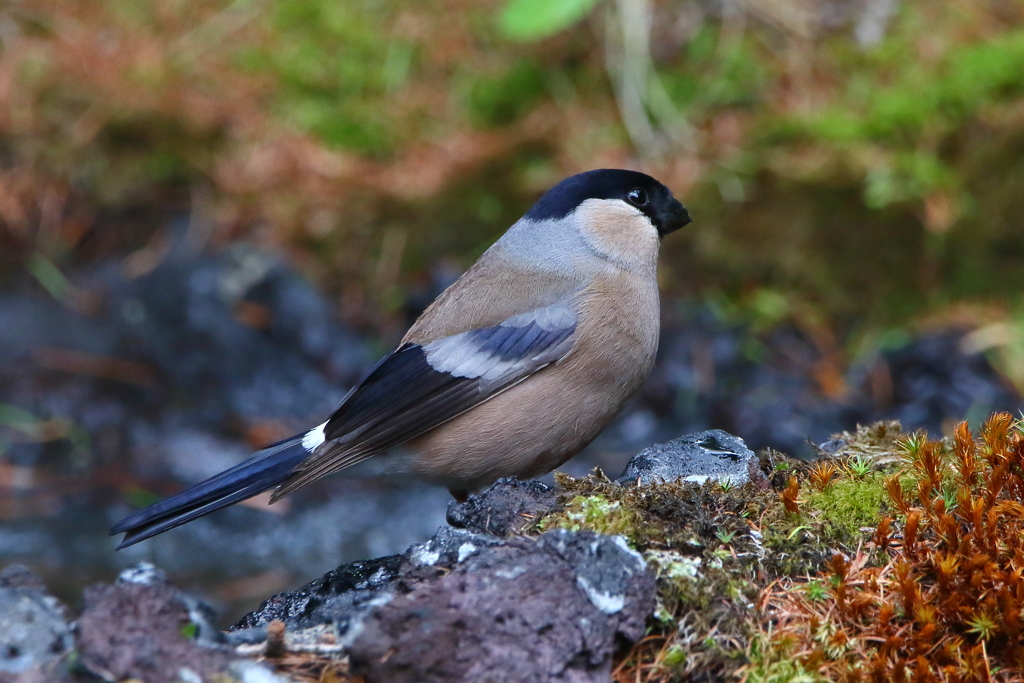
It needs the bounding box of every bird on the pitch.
[110,169,691,549]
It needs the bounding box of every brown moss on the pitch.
[756,414,1024,681]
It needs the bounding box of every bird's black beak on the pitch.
[657,198,691,238]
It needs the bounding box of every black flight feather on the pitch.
[109,437,308,548]
[111,311,577,546]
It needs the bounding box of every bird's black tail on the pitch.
[109,437,309,549]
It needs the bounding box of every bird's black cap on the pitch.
[525,169,691,237]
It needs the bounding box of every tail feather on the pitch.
[110,437,308,549]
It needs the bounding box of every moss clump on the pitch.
[814,420,908,466]
[804,472,888,541]
[743,634,824,683]
[531,468,779,679]
[551,494,641,538]
[542,469,771,555]
[531,419,959,682]
[757,414,1024,681]
[766,421,910,559]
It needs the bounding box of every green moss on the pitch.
[743,634,825,683]
[804,472,888,540]
[804,581,828,602]
[661,644,688,669]
[548,494,640,539]
[533,469,794,677]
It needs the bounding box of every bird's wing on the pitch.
[270,302,578,499]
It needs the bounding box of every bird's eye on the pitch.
[627,188,648,207]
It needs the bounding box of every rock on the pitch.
[348,529,654,683]
[0,565,49,592]
[536,531,650,623]
[0,566,73,678]
[231,527,503,643]
[817,437,847,455]
[232,554,403,632]
[76,573,278,683]
[116,562,225,648]
[446,478,559,536]
[115,560,169,586]
[231,521,655,683]
[403,526,505,572]
[618,429,765,487]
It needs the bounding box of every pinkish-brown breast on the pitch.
[407,270,660,494]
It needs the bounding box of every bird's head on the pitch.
[511,169,690,273]
[524,169,691,239]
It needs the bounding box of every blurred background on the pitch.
[2,0,1024,624]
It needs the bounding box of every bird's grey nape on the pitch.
[495,216,609,277]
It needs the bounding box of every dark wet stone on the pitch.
[0,567,72,677]
[231,526,506,642]
[446,478,559,537]
[348,530,654,683]
[618,429,764,487]
[232,554,403,631]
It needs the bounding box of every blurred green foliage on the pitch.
[466,59,547,127]
[240,0,403,155]
[791,26,1024,209]
[2,0,1024,374]
[500,0,600,41]
[661,23,767,110]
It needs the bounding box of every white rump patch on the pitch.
[301,422,327,451]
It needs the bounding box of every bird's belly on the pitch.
[408,329,656,494]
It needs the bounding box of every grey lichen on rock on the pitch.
[619,428,766,488]
[0,565,73,678]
